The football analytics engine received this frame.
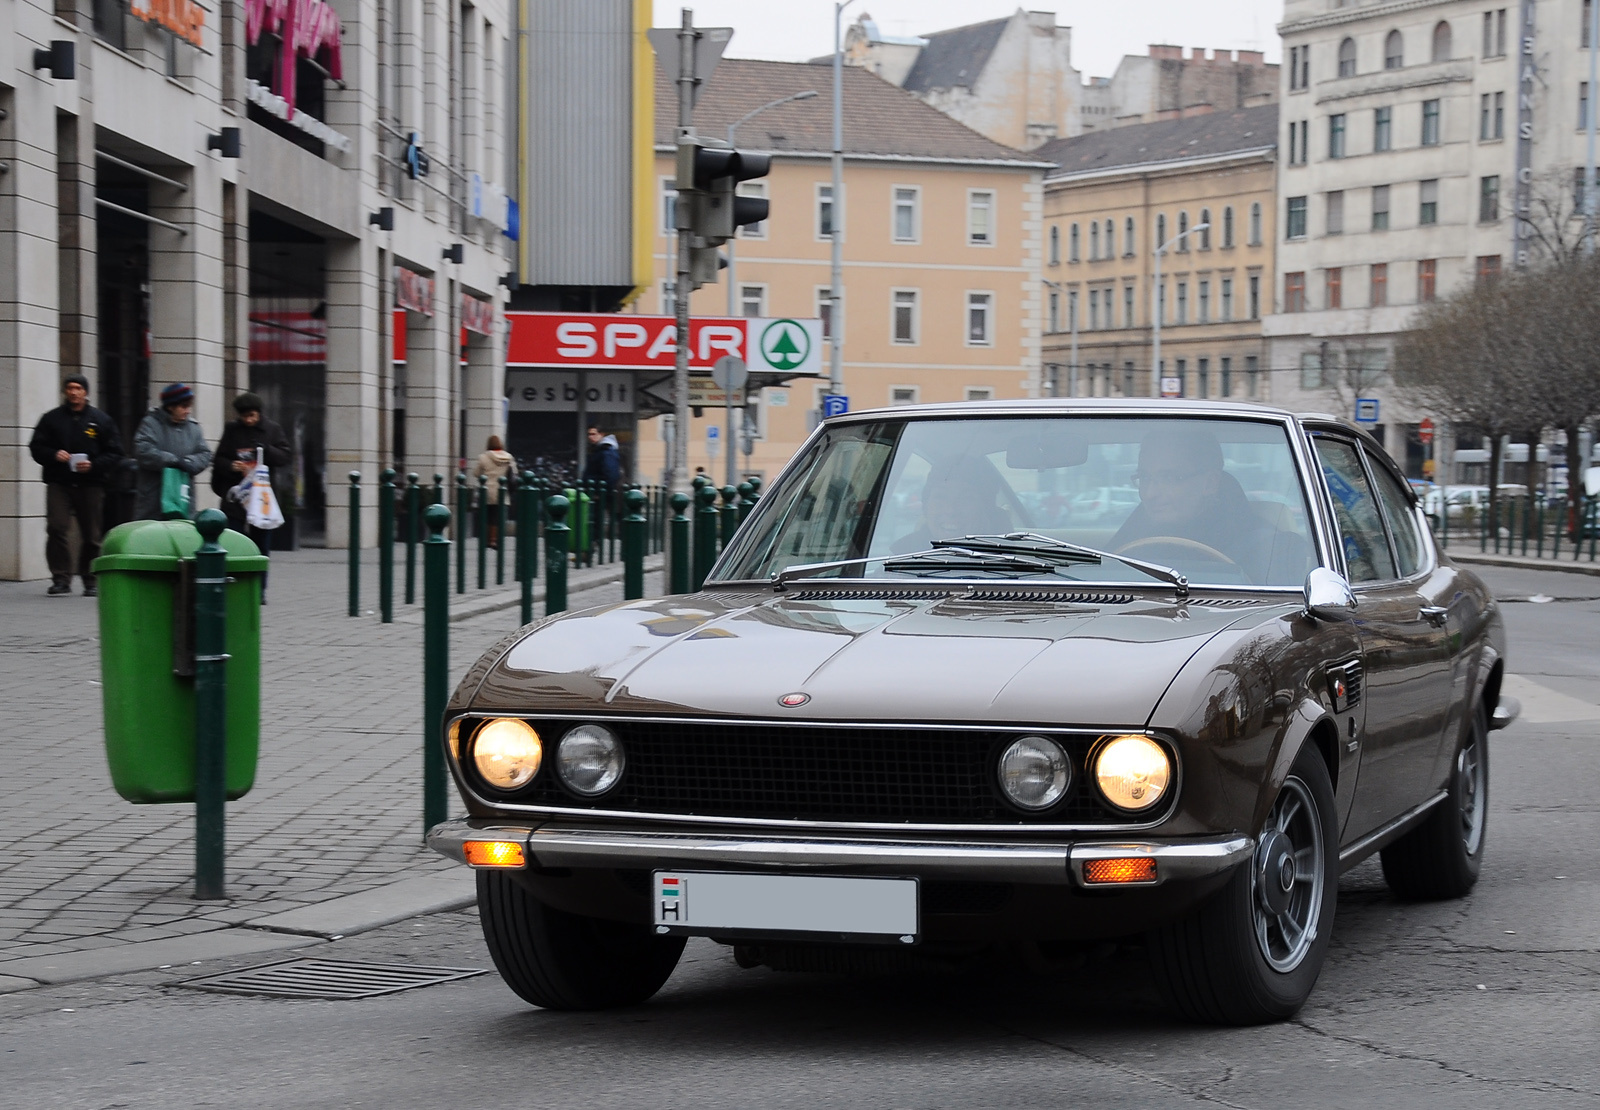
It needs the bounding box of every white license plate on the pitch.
[652,871,919,942]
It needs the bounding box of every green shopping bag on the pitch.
[159,467,193,519]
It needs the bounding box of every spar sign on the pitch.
[505,313,822,375]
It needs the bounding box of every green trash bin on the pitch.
[93,519,269,804]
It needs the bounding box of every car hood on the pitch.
[467,589,1288,728]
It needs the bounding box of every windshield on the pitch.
[716,415,1318,588]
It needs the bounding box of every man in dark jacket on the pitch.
[582,426,622,490]
[212,392,291,556]
[134,382,212,520]
[29,375,123,596]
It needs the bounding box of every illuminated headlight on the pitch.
[556,724,626,797]
[471,718,543,791]
[1093,734,1172,812]
[997,735,1071,811]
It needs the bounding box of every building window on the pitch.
[1327,190,1345,235]
[1246,355,1260,396]
[1486,8,1507,55]
[1479,92,1502,139]
[738,182,767,238]
[1221,356,1233,398]
[1480,175,1501,221]
[1199,279,1211,322]
[1221,277,1234,320]
[1124,284,1135,327]
[1418,259,1438,302]
[1048,290,1059,332]
[1223,206,1235,247]
[1123,362,1136,397]
[1199,209,1212,250]
[1300,350,1324,390]
[1338,37,1357,78]
[1326,267,1343,310]
[1157,281,1166,324]
[1104,219,1115,255]
[1420,178,1439,225]
[1090,221,1101,260]
[1198,358,1211,398]
[1176,281,1189,323]
[1290,44,1310,90]
[1288,120,1307,165]
[1089,289,1101,330]
[1177,211,1190,250]
[661,179,678,234]
[739,284,766,317]
[965,387,995,401]
[1069,223,1081,262]
[1175,359,1187,396]
[967,190,994,245]
[1048,224,1060,265]
[1124,217,1136,256]
[966,293,993,345]
[1287,196,1308,239]
[1422,99,1441,146]
[1285,271,1306,313]
[1249,202,1262,245]
[1432,20,1452,63]
[1374,106,1393,151]
[817,184,837,239]
[817,287,839,340]
[1249,274,1261,319]
[1583,83,1593,131]
[893,186,919,243]
[1371,263,1388,306]
[660,280,677,314]
[1068,289,1078,333]
[1156,213,1167,247]
[1372,184,1391,229]
[891,289,918,343]
[1476,254,1502,285]
[1385,29,1404,69]
[890,386,919,406]
[1329,113,1347,158]
[1587,0,1595,48]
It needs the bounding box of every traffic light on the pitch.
[675,137,772,289]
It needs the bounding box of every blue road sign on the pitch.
[822,394,850,418]
[1354,398,1380,423]
[706,425,719,439]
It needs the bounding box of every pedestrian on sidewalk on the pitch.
[134,383,212,521]
[28,375,123,596]
[213,391,291,572]
[474,435,515,548]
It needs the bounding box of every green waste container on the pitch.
[93,519,269,803]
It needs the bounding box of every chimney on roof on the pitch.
[1237,50,1265,65]
[1190,47,1207,61]
[1148,44,1182,60]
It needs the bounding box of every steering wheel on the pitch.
[1116,535,1237,566]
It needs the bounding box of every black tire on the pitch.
[1148,745,1339,1025]
[476,870,686,1010]
[1380,703,1488,900]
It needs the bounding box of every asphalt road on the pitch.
[4,565,1597,1109]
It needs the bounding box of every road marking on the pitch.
[1502,674,1600,723]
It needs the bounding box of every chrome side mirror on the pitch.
[1304,567,1356,620]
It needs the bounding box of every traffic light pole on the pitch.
[670,10,697,496]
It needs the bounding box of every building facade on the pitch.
[1,0,514,578]
[1266,0,1600,476]
[631,58,1047,485]
[1036,106,1278,401]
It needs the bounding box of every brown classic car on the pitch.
[428,400,1517,1025]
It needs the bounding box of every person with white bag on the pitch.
[213,392,291,598]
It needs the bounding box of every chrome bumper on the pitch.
[427,819,1253,889]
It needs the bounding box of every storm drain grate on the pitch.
[177,958,486,1000]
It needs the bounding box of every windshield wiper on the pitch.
[932,532,1189,598]
[772,545,1056,588]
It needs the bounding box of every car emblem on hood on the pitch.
[778,692,810,707]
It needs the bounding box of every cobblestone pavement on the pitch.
[1443,543,1600,575]
[0,544,664,969]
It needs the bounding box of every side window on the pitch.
[1366,453,1425,576]
[1314,438,1397,582]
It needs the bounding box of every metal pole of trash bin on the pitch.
[670,492,690,593]
[405,473,420,605]
[477,474,489,590]
[623,488,646,600]
[193,508,229,900]
[545,495,570,615]
[694,484,719,590]
[455,473,468,595]
[347,472,360,617]
[496,475,508,585]
[422,503,451,838]
[379,468,395,623]
[519,472,536,624]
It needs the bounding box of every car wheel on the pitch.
[1148,745,1338,1025]
[1380,703,1488,900]
[476,870,685,1010]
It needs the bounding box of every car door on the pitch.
[1312,435,1453,840]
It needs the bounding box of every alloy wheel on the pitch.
[1250,775,1326,973]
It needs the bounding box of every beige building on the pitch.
[1035,106,1278,400]
[633,59,1048,484]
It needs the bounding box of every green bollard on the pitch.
[1590,496,1598,562]
[545,495,570,614]
[670,492,691,594]
[519,472,536,624]
[193,508,229,900]
[422,503,451,839]
[1536,492,1545,560]
[497,475,508,585]
[432,472,445,505]
[477,474,489,591]
[720,485,739,551]
[623,488,646,600]
[694,484,719,590]
[347,471,361,617]
[379,469,396,623]
[455,473,468,595]
[405,473,420,605]
[745,476,762,516]
[737,481,754,524]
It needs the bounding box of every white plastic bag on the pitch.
[246,452,285,530]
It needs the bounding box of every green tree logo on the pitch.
[760,319,810,370]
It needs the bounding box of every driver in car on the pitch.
[1111,428,1280,583]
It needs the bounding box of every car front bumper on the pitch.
[427,818,1254,889]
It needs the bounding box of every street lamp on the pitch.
[1151,222,1208,398]
[830,0,860,400]
[1041,278,1074,398]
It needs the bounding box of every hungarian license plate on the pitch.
[651,871,919,943]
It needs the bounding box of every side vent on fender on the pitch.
[1327,659,1363,713]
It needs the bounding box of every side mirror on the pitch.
[1304,567,1356,620]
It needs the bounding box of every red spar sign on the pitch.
[506,313,746,369]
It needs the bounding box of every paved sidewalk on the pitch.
[1444,545,1600,577]
[0,543,665,982]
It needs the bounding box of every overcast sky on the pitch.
[652,1,1285,81]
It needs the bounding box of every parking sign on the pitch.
[1354,398,1380,423]
[821,394,850,418]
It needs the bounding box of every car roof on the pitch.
[829,397,1301,422]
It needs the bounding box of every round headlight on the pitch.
[1094,734,1172,812]
[471,718,543,791]
[556,724,625,797]
[997,736,1072,811]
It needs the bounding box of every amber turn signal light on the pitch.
[1082,857,1158,884]
[462,840,526,868]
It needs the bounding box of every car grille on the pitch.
[485,719,1158,826]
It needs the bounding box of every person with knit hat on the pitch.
[213,391,292,568]
[28,375,123,596]
[133,382,212,520]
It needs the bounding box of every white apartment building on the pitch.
[1,0,513,578]
[1267,0,1600,476]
